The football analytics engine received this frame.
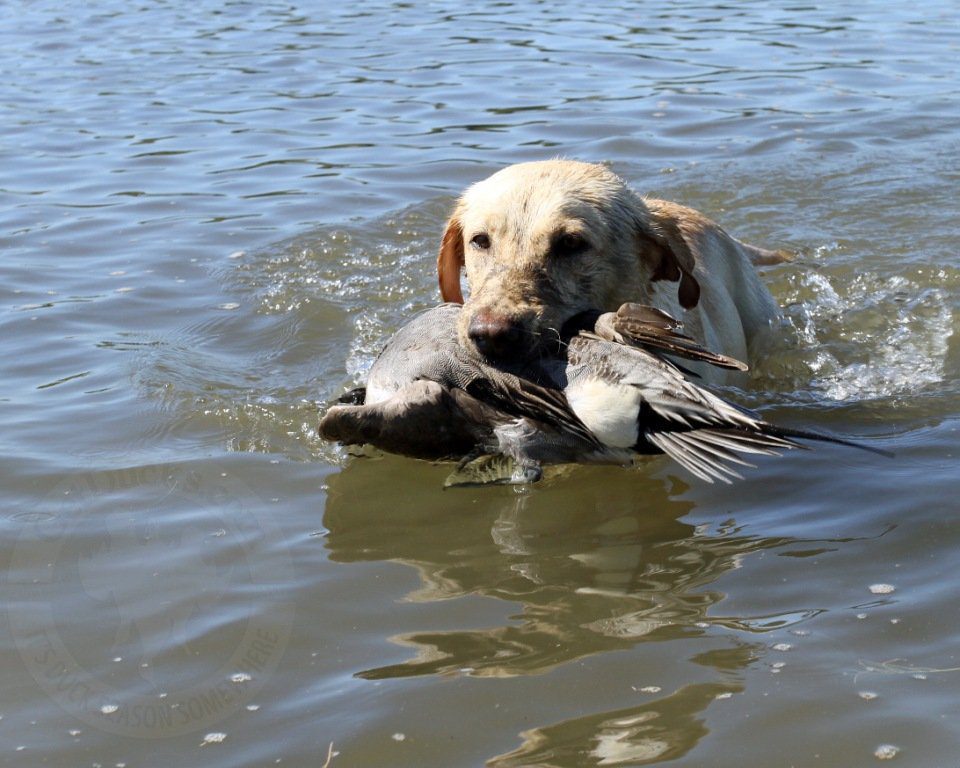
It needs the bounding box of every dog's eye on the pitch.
[552,232,589,257]
[470,233,491,250]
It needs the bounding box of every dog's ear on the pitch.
[641,214,700,310]
[438,215,465,304]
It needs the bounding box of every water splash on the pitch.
[233,203,444,391]
[757,249,957,404]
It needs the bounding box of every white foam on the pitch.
[874,744,899,760]
[779,265,954,402]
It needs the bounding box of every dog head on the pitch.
[438,159,699,362]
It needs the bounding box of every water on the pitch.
[1,1,959,766]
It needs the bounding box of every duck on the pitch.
[320,303,888,485]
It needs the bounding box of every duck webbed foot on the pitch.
[444,452,543,488]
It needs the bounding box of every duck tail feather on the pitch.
[752,423,895,458]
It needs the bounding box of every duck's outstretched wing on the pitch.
[591,303,748,372]
[568,334,762,432]
[647,421,892,484]
[646,428,799,483]
[567,334,891,484]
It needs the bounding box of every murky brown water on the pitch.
[2,2,959,766]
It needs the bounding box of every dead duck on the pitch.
[320,303,888,484]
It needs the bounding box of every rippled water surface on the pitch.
[2,2,959,766]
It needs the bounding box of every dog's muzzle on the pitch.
[467,309,525,361]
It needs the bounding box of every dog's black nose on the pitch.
[468,311,524,360]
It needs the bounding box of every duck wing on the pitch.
[568,335,761,432]
[566,335,889,483]
[590,303,748,372]
[646,420,892,484]
[645,427,797,484]
[463,370,605,452]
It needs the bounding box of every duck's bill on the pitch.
[328,386,366,407]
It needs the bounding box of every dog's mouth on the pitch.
[462,311,535,363]
[559,309,603,341]
[462,306,594,363]
[469,328,537,363]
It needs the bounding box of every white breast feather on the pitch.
[565,380,642,448]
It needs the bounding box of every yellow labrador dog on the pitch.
[437,159,785,383]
